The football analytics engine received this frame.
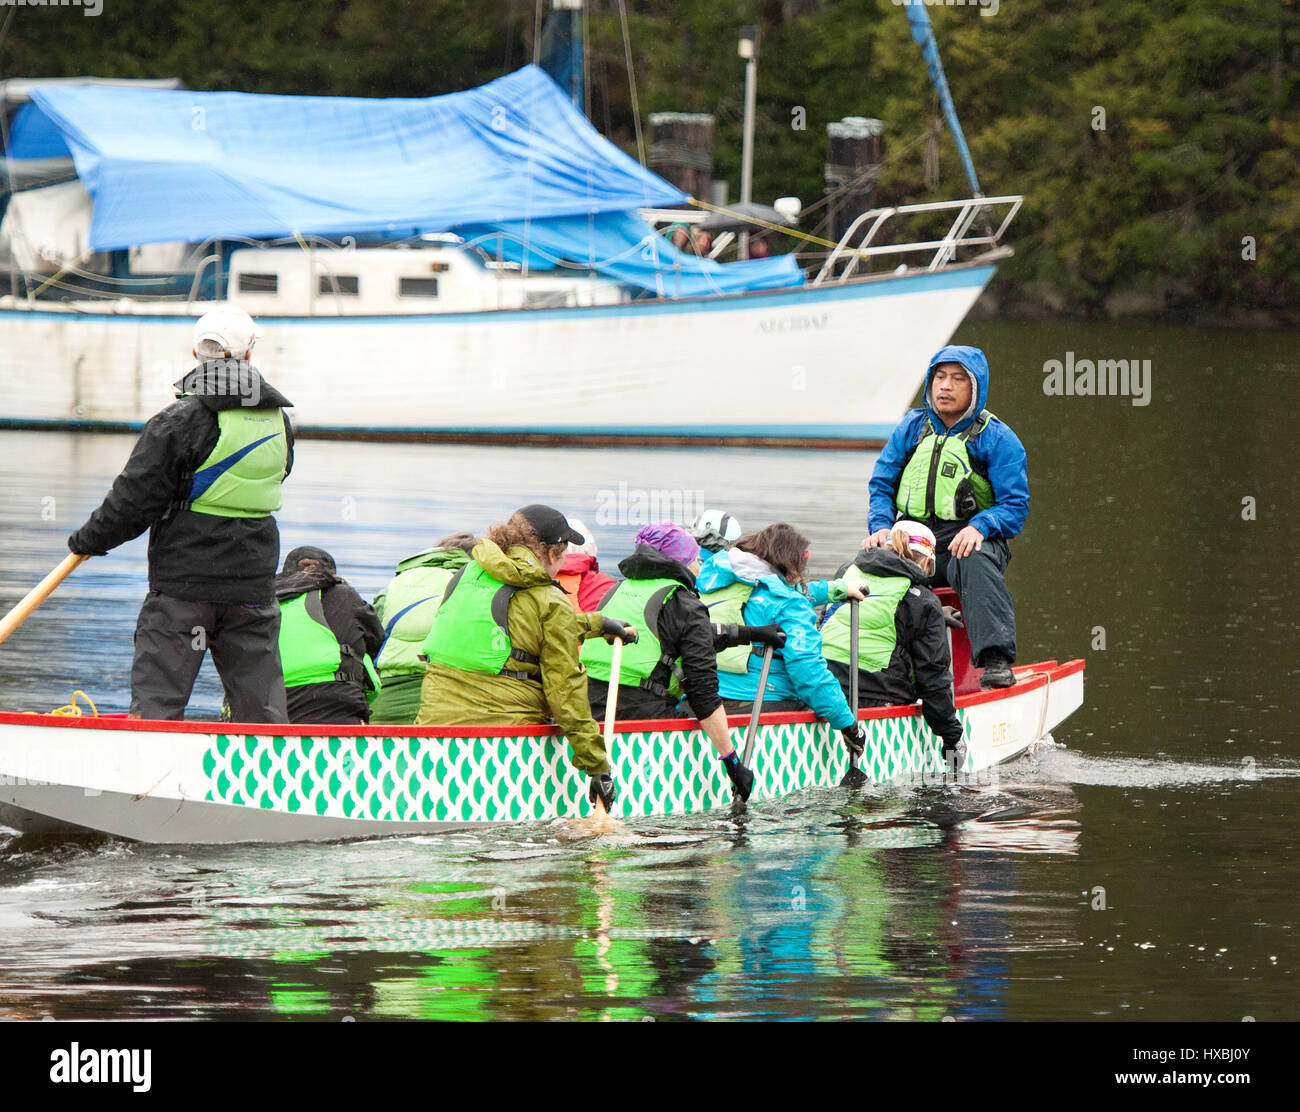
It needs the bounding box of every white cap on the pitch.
[193,304,260,359]
[566,516,597,557]
[691,508,742,544]
[891,520,937,563]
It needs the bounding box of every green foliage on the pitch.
[3,0,1295,315]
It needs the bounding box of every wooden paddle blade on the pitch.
[0,553,87,646]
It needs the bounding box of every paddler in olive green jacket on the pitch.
[416,505,636,812]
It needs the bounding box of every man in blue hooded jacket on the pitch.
[864,345,1028,688]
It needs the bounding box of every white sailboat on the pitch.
[0,8,1016,446]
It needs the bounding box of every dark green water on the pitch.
[0,319,1296,1020]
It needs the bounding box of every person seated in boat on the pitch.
[66,304,294,722]
[864,345,1028,689]
[415,504,635,813]
[695,523,868,761]
[690,508,743,555]
[582,522,784,801]
[556,516,616,613]
[694,230,714,258]
[662,222,692,251]
[821,522,964,761]
[274,547,384,726]
[747,233,771,259]
[369,531,476,725]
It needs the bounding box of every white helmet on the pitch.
[691,508,742,544]
[565,515,598,557]
[890,520,937,564]
[193,304,260,359]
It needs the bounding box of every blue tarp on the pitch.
[6,102,73,160]
[29,66,685,249]
[28,65,802,295]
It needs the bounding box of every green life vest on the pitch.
[697,580,756,674]
[894,410,995,524]
[279,589,382,696]
[187,407,287,518]
[580,577,685,700]
[820,564,912,672]
[420,562,540,682]
[375,562,462,681]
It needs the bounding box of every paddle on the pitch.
[741,643,775,766]
[595,635,625,817]
[0,553,87,647]
[842,598,868,788]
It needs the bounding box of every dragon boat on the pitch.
[0,657,1083,845]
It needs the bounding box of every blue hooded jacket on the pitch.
[694,547,855,730]
[867,344,1029,544]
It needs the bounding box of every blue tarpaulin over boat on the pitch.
[26,65,803,294]
[6,102,73,160]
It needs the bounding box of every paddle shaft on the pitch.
[848,599,860,768]
[741,644,775,766]
[596,636,624,815]
[0,553,86,646]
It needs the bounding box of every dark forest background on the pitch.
[3,0,1296,321]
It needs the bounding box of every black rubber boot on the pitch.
[979,651,1015,689]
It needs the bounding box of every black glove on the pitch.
[599,617,638,644]
[588,772,617,812]
[840,724,866,760]
[942,606,964,629]
[724,756,755,802]
[744,624,787,649]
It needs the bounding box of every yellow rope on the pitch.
[28,250,93,299]
[685,196,845,251]
[45,690,99,717]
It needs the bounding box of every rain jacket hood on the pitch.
[174,360,293,412]
[473,538,554,589]
[923,344,989,435]
[274,563,341,602]
[617,544,697,590]
[853,545,931,585]
[393,545,471,576]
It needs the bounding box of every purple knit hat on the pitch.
[634,521,699,566]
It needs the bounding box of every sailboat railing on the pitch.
[812,195,1022,285]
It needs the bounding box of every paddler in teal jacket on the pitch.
[369,532,476,724]
[865,345,1028,688]
[694,523,869,760]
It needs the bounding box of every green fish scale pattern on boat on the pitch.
[200,715,959,823]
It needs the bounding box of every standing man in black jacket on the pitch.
[67,305,295,722]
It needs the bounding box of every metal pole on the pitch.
[739,26,758,259]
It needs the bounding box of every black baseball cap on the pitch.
[518,504,584,546]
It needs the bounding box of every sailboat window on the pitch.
[238,272,279,294]
[399,277,439,298]
[319,274,360,295]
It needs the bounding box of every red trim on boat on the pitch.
[0,659,1084,736]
